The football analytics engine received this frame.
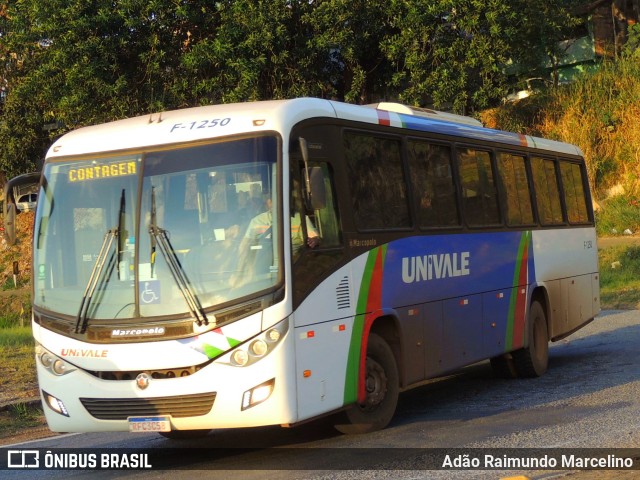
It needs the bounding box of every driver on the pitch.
[244,197,319,254]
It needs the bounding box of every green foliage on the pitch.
[507,0,586,86]
[0,0,605,178]
[599,244,640,309]
[0,326,33,347]
[595,196,640,237]
[623,23,640,57]
[383,0,520,111]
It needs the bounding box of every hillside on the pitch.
[479,56,640,235]
[0,211,34,320]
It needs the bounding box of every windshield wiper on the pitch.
[149,187,209,327]
[75,190,125,334]
[74,229,118,334]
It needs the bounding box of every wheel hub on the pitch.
[362,358,387,409]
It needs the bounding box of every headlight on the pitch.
[40,352,54,369]
[232,349,249,366]
[52,359,67,375]
[219,318,289,367]
[250,339,267,356]
[266,328,281,342]
[36,345,76,376]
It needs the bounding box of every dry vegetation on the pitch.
[481,57,640,203]
[0,211,33,328]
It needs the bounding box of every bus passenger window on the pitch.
[497,153,534,226]
[457,148,500,226]
[560,162,589,224]
[407,140,460,228]
[532,157,564,225]
[344,132,410,230]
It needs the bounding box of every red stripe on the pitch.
[358,248,384,403]
[378,110,391,126]
[518,134,528,147]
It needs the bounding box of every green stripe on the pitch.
[202,344,225,359]
[343,247,381,404]
[505,231,530,350]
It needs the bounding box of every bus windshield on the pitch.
[33,135,280,323]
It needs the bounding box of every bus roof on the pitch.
[46,98,583,159]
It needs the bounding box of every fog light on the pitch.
[43,390,69,417]
[241,379,275,411]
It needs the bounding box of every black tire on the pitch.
[334,333,399,435]
[512,300,549,377]
[159,429,211,440]
[490,354,518,379]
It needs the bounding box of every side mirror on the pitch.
[4,202,16,245]
[308,166,326,210]
[298,137,327,212]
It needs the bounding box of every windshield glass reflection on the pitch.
[33,136,280,322]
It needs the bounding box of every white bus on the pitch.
[32,98,599,436]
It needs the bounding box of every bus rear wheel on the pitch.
[334,333,399,435]
[513,300,549,377]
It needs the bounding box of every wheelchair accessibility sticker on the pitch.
[139,280,161,304]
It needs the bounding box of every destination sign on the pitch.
[68,161,137,182]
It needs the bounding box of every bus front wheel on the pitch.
[334,333,399,434]
[513,300,549,377]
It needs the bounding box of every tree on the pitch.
[509,0,588,88]
[0,0,199,176]
[176,0,328,104]
[0,0,601,178]
[306,0,402,103]
[382,0,519,112]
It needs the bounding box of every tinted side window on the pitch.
[497,152,534,226]
[531,157,564,225]
[344,132,410,230]
[457,148,500,226]
[560,162,589,223]
[407,140,459,228]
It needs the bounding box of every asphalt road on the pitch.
[2,309,639,479]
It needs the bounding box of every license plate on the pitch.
[128,416,171,433]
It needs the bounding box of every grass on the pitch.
[0,323,42,443]
[0,327,36,398]
[595,196,640,237]
[598,243,640,309]
[0,307,36,389]
[0,403,45,441]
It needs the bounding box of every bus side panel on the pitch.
[293,316,355,421]
[397,305,425,386]
[555,274,597,339]
[483,286,524,357]
[423,301,445,379]
[293,256,368,421]
[441,294,484,368]
[531,228,599,340]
